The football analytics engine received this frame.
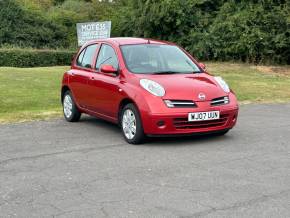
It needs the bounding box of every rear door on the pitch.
[87,43,122,120]
[69,44,99,109]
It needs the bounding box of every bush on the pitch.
[0,0,69,48]
[115,0,290,64]
[1,0,289,65]
[202,1,290,64]
[0,49,75,67]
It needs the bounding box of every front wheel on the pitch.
[121,103,145,144]
[63,91,81,122]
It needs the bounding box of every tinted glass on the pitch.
[76,48,86,66]
[81,44,98,68]
[96,44,118,70]
[120,44,201,74]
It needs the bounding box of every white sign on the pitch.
[76,21,111,46]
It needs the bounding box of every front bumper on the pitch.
[139,97,239,135]
[135,90,239,136]
[142,108,238,135]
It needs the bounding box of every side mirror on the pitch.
[100,64,118,74]
[199,63,206,70]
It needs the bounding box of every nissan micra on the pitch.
[61,38,238,144]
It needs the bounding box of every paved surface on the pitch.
[0,104,290,218]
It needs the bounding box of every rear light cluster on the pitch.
[173,114,229,129]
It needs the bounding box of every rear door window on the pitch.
[76,44,98,68]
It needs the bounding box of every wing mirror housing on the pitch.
[100,65,118,74]
[199,63,206,70]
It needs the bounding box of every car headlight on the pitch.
[140,79,165,97]
[214,76,230,93]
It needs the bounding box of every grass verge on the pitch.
[0,66,68,124]
[0,63,289,124]
[206,62,290,104]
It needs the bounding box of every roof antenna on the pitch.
[147,39,150,44]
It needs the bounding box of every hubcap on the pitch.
[122,109,137,140]
[63,95,73,118]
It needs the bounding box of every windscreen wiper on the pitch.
[151,71,180,75]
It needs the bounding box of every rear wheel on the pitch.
[63,91,81,122]
[121,103,145,144]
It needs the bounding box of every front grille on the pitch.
[164,100,197,108]
[211,96,230,106]
[173,114,229,129]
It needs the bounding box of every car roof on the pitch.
[86,37,176,46]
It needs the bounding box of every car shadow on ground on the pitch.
[76,115,234,146]
[77,115,121,133]
[145,133,234,146]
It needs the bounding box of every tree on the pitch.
[0,0,68,48]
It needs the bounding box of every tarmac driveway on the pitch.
[0,104,290,217]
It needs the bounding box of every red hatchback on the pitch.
[61,38,238,144]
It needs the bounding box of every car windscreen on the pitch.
[120,44,201,74]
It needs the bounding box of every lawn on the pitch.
[206,62,290,104]
[0,66,69,123]
[0,63,289,123]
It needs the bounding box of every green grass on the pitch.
[206,62,290,104]
[0,63,289,123]
[0,66,69,123]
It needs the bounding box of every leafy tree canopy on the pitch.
[0,0,289,64]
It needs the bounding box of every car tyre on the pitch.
[121,103,145,144]
[62,90,81,122]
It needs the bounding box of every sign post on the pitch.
[76,21,111,46]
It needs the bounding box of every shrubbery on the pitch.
[0,0,69,48]
[0,0,289,65]
[0,49,75,67]
[115,0,290,64]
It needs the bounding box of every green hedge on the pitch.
[0,49,75,67]
[115,0,290,65]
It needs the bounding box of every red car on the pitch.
[61,38,238,144]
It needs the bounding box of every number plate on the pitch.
[188,111,220,122]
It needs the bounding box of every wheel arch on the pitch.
[61,85,70,103]
[118,98,138,125]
